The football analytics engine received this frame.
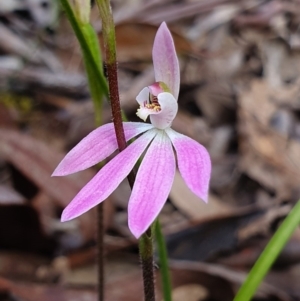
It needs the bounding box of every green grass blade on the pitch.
[234,200,300,301]
[155,219,172,301]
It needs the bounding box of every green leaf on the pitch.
[60,0,109,125]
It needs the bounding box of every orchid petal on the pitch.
[128,131,176,238]
[153,22,180,100]
[52,122,153,176]
[166,128,211,202]
[136,107,153,122]
[136,87,149,106]
[150,92,178,129]
[61,129,157,222]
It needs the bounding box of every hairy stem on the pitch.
[96,0,126,151]
[105,62,127,151]
[96,1,156,300]
[139,228,156,301]
[95,4,125,298]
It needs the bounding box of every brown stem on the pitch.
[106,62,155,301]
[139,228,156,301]
[96,0,127,153]
[106,62,127,151]
[105,52,156,301]
[97,1,156,300]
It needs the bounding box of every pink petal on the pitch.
[52,122,153,176]
[61,129,157,222]
[153,22,180,100]
[150,92,178,129]
[166,128,211,202]
[136,87,149,107]
[128,131,176,238]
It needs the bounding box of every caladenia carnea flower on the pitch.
[52,22,211,238]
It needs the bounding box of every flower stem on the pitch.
[96,0,127,152]
[155,220,172,301]
[96,2,156,300]
[139,228,156,301]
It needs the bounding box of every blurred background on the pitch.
[1,0,300,300]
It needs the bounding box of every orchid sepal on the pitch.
[153,22,180,100]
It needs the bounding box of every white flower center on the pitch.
[136,87,162,122]
[136,86,178,130]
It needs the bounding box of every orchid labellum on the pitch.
[52,22,211,238]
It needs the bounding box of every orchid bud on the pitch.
[70,0,90,24]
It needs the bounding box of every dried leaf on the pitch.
[0,185,26,205]
[0,128,114,243]
[170,171,232,220]
[99,22,193,63]
[238,80,300,199]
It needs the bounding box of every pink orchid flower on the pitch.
[52,22,211,238]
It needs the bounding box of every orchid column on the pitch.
[53,21,211,300]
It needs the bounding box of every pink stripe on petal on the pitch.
[61,129,157,222]
[128,131,176,238]
[153,22,180,100]
[166,128,211,202]
[52,122,153,176]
